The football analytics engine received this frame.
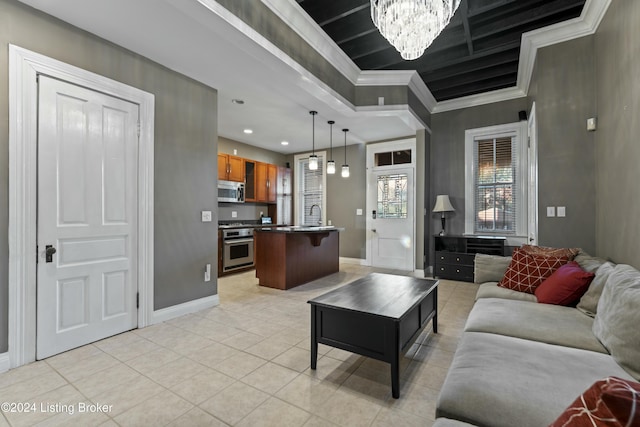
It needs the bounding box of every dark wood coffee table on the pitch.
[308,273,438,398]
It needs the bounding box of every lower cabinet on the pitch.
[434,235,505,282]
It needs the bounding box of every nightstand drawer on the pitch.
[435,251,475,266]
[435,264,474,281]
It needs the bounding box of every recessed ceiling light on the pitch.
[243,129,253,134]
[231,99,244,104]
[281,141,289,146]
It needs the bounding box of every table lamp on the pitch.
[433,195,455,236]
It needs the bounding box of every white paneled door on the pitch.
[36,76,139,359]
[368,167,414,271]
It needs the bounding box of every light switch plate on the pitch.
[232,211,237,218]
[547,206,556,217]
[557,206,566,217]
[356,209,363,216]
[201,211,212,222]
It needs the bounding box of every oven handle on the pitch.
[223,238,254,245]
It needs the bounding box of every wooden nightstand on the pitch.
[434,235,505,282]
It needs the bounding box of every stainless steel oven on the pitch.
[222,228,254,272]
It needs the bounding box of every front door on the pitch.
[368,168,414,270]
[36,76,139,359]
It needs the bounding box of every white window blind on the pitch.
[474,137,516,233]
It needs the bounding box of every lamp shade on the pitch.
[433,195,455,213]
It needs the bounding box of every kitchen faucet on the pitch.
[309,204,322,225]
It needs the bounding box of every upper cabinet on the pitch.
[218,154,244,182]
[256,162,277,203]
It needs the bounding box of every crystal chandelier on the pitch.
[371,0,461,60]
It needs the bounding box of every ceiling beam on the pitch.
[460,0,474,55]
[425,62,518,91]
[433,74,517,101]
[420,48,519,81]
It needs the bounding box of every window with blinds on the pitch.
[298,155,324,225]
[474,137,516,233]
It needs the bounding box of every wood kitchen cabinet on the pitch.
[256,162,277,203]
[218,154,244,182]
[269,166,292,225]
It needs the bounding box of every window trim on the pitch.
[293,151,327,226]
[464,122,528,241]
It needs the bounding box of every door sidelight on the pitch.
[45,245,57,263]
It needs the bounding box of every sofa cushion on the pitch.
[498,248,569,294]
[549,376,640,427]
[534,261,595,306]
[593,264,640,380]
[577,262,616,317]
[436,332,635,427]
[574,251,609,273]
[473,254,511,284]
[520,244,580,259]
[464,298,607,353]
[475,282,537,302]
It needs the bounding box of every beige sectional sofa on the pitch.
[434,252,640,427]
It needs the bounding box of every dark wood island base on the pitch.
[254,228,339,290]
[308,273,438,399]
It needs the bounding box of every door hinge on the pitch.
[137,121,141,138]
[136,292,139,309]
[36,245,39,264]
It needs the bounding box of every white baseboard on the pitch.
[0,352,9,373]
[339,257,368,265]
[151,294,220,324]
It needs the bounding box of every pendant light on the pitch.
[327,120,336,174]
[341,128,350,178]
[309,111,318,170]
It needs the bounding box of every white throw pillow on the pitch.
[577,261,615,317]
[592,264,640,380]
[474,253,512,284]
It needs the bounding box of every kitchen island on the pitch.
[254,227,340,290]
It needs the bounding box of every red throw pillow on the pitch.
[549,376,640,427]
[520,244,580,260]
[498,248,568,294]
[535,261,595,306]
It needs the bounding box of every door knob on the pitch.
[45,245,57,263]
[372,229,377,233]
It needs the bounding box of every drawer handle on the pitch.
[440,256,445,260]
[456,269,460,273]
[456,257,460,262]
[440,267,445,271]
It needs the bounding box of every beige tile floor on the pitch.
[0,263,477,426]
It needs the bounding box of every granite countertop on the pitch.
[255,226,343,233]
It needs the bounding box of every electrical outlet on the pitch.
[201,211,212,222]
[232,211,237,218]
[356,209,363,216]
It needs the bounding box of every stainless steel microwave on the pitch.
[218,180,245,203]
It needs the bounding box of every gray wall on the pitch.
[528,36,597,254]
[218,136,287,166]
[0,0,219,352]
[430,97,529,242]
[326,144,367,259]
[594,0,640,268]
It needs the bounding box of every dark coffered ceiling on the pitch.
[296,0,586,101]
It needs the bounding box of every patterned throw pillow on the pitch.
[549,376,640,427]
[520,244,580,260]
[498,248,569,294]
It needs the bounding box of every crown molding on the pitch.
[517,0,612,94]
[261,0,361,83]
[232,0,611,116]
[432,86,527,113]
